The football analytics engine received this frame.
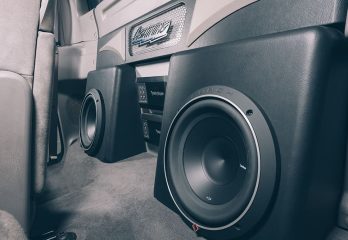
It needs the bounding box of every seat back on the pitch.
[0,1,41,83]
[0,0,57,232]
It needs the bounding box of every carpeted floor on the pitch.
[32,142,204,240]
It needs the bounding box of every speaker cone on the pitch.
[80,88,104,154]
[164,96,260,229]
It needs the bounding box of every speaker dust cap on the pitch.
[164,86,277,234]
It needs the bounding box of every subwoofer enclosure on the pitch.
[80,66,145,162]
[154,27,348,240]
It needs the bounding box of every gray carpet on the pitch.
[32,142,204,240]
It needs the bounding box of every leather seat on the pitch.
[0,0,56,233]
[0,210,27,240]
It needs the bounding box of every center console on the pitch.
[136,75,167,152]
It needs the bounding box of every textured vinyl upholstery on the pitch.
[0,0,41,232]
[0,0,57,231]
[0,0,56,194]
[0,72,32,233]
[0,210,27,240]
[33,31,56,194]
[0,1,41,78]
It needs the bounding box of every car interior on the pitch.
[1,0,348,239]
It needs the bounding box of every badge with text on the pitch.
[131,20,172,46]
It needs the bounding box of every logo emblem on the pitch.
[131,20,172,46]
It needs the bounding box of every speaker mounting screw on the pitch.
[246,109,253,116]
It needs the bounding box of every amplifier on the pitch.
[141,113,162,146]
[136,76,167,110]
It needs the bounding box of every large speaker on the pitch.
[79,66,145,162]
[154,27,348,240]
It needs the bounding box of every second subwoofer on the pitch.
[79,66,145,162]
[80,88,104,154]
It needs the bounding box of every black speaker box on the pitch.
[154,26,348,240]
[79,66,145,162]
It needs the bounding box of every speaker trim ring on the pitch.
[163,94,261,231]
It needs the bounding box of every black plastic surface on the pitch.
[58,79,86,153]
[154,26,348,239]
[87,0,102,10]
[83,66,146,162]
[191,0,348,49]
